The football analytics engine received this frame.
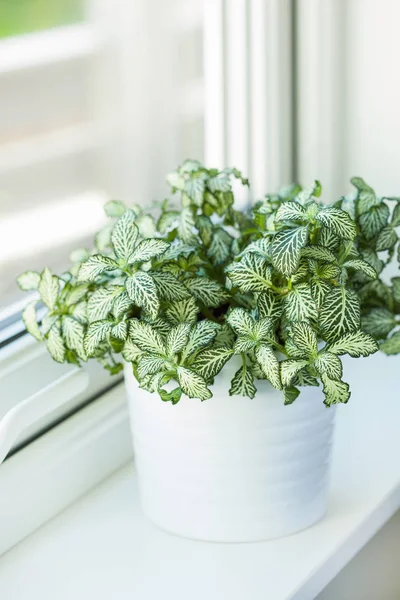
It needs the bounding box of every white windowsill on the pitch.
[0,351,399,599]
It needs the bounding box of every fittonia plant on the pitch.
[17,161,399,406]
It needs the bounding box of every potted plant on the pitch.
[16,161,397,542]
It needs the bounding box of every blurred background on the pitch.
[1,0,399,312]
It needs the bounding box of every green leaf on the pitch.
[207,228,232,265]
[392,277,400,304]
[126,271,159,319]
[84,320,112,356]
[376,226,397,251]
[184,277,228,307]
[283,283,317,321]
[192,346,233,381]
[137,356,167,380]
[275,201,306,222]
[280,359,309,387]
[165,296,198,325]
[257,290,283,321]
[314,352,343,379]
[112,292,132,319]
[351,177,379,214]
[104,200,126,218]
[47,325,66,363]
[208,173,231,193]
[184,175,206,206]
[159,386,183,404]
[181,320,220,361]
[166,323,191,356]
[342,259,377,279]
[301,246,337,262]
[361,248,384,275]
[327,330,379,357]
[128,319,166,355]
[17,270,40,291]
[315,207,356,239]
[292,322,318,356]
[229,365,256,399]
[361,308,396,340]
[318,227,340,251]
[158,210,180,234]
[62,316,86,360]
[239,236,271,258]
[150,271,190,302]
[111,210,139,263]
[380,331,400,355]
[129,239,170,263]
[178,207,196,244]
[38,267,59,310]
[22,301,42,341]
[233,336,256,353]
[319,287,360,342]
[226,254,272,292]
[255,344,281,389]
[78,255,118,282]
[283,386,300,405]
[391,202,400,227]
[359,204,390,239]
[270,226,309,276]
[321,373,350,406]
[177,366,212,400]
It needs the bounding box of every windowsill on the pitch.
[0,351,399,600]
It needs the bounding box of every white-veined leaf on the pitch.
[255,344,281,389]
[233,336,257,353]
[275,201,306,222]
[22,301,42,341]
[128,319,166,355]
[359,204,390,240]
[319,287,360,342]
[321,373,350,406]
[150,271,190,302]
[137,356,167,380]
[226,308,255,336]
[122,338,142,362]
[84,320,112,356]
[181,320,220,361]
[392,277,400,304]
[270,226,309,276]
[376,226,398,251]
[62,316,86,360]
[226,254,272,292]
[111,321,128,340]
[157,210,180,234]
[314,352,343,379]
[126,271,159,319]
[301,246,337,262]
[17,271,40,291]
[47,325,66,363]
[208,173,231,193]
[327,329,379,357]
[380,331,400,355]
[178,207,196,244]
[391,202,400,227]
[136,213,156,238]
[239,236,271,258]
[165,296,198,325]
[78,255,118,282]
[280,359,309,387]
[129,239,170,263]
[214,323,236,347]
[38,267,59,310]
[177,366,212,400]
[351,177,379,214]
[257,289,283,321]
[112,292,132,319]
[104,200,126,217]
[166,323,191,356]
[317,227,340,251]
[253,316,275,341]
[65,284,89,306]
[207,228,232,265]
[342,259,377,279]
[111,210,139,263]
[292,322,318,356]
[315,207,356,239]
[184,175,206,206]
[361,248,384,275]
[285,337,308,359]
[310,280,331,309]
[192,346,233,381]
[184,277,229,307]
[229,365,256,399]
[283,283,317,321]
[87,287,121,323]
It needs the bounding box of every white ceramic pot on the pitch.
[124,357,335,542]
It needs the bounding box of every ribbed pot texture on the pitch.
[124,357,336,542]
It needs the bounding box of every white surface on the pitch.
[0,352,399,599]
[125,358,335,541]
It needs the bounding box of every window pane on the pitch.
[0,0,84,39]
